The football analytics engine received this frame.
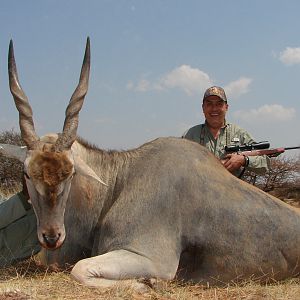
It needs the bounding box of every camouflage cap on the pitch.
[203,86,227,102]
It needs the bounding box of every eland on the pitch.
[1,38,300,289]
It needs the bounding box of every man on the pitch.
[0,179,39,267]
[183,86,269,177]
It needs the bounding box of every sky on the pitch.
[0,1,299,156]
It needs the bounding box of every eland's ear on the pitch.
[0,144,27,162]
[73,154,108,186]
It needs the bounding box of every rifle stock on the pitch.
[239,147,286,158]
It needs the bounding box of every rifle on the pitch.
[224,141,300,158]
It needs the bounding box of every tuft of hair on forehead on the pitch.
[28,151,73,187]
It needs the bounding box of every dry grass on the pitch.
[0,259,299,300]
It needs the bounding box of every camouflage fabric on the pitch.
[182,122,270,176]
[203,86,227,102]
[0,193,40,267]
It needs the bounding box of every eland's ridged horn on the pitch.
[8,40,39,149]
[55,37,91,152]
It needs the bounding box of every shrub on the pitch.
[0,129,24,198]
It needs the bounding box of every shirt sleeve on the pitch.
[247,155,270,175]
[0,193,29,230]
[182,125,201,143]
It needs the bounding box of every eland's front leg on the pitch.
[71,249,178,288]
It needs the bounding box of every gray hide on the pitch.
[41,136,300,286]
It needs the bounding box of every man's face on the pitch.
[202,95,228,129]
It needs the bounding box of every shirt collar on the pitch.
[204,119,229,129]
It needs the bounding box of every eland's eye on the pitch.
[24,172,30,179]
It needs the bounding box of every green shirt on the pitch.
[183,122,270,176]
[0,193,39,267]
[0,193,29,230]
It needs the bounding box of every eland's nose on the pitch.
[43,233,61,248]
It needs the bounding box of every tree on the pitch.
[243,154,300,204]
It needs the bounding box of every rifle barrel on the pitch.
[284,146,300,150]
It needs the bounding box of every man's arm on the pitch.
[223,127,270,175]
[239,131,270,174]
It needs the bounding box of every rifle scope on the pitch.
[225,141,270,153]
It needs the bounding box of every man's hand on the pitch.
[221,153,246,172]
